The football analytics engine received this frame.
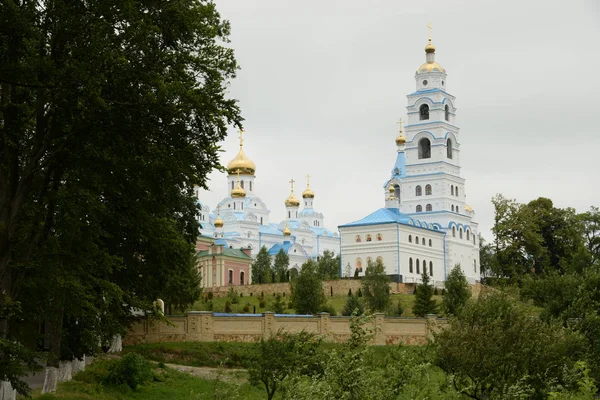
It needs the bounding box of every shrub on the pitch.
[103,353,153,390]
[228,287,239,304]
[357,288,362,298]
[320,303,337,316]
[225,301,232,313]
[287,301,294,310]
[342,294,364,316]
[395,300,404,317]
[434,287,439,295]
[272,294,286,314]
[206,300,214,311]
[207,292,214,300]
[348,288,352,296]
[259,299,266,308]
[243,303,251,313]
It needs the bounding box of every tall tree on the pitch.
[441,265,471,316]
[0,0,240,393]
[412,269,437,317]
[361,259,390,312]
[252,246,271,285]
[273,249,290,283]
[291,260,325,314]
[316,250,340,280]
[580,206,600,267]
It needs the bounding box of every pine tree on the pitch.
[274,249,290,283]
[442,264,471,316]
[413,269,438,317]
[341,294,364,316]
[252,246,272,284]
[361,259,390,312]
[291,260,325,314]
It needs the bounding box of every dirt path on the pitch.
[165,363,248,384]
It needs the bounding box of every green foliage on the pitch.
[580,206,600,268]
[442,265,471,316]
[258,300,266,308]
[104,353,153,390]
[348,288,352,296]
[273,249,290,283]
[341,294,364,316]
[252,247,272,285]
[248,330,323,400]
[434,293,586,399]
[393,300,405,317]
[413,269,438,317]
[271,295,286,314]
[317,250,341,280]
[228,287,239,304]
[319,303,337,316]
[357,288,363,297]
[361,260,391,312]
[354,268,360,279]
[242,303,251,313]
[225,301,232,313]
[291,260,325,314]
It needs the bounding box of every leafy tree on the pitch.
[580,206,600,267]
[361,259,390,312]
[271,294,286,314]
[274,249,290,283]
[434,293,586,400]
[442,265,471,316]
[291,260,325,314]
[341,294,364,316]
[316,250,340,280]
[252,246,272,284]
[0,0,239,392]
[412,269,438,317]
[248,330,322,400]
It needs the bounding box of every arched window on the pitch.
[425,184,432,195]
[452,226,456,237]
[250,181,252,191]
[409,258,413,273]
[445,104,450,121]
[416,185,422,196]
[426,204,432,212]
[447,138,453,159]
[430,261,433,276]
[451,205,455,212]
[459,228,463,239]
[376,256,383,264]
[394,184,400,200]
[422,237,426,245]
[456,187,459,197]
[466,230,470,241]
[231,181,234,190]
[474,260,477,273]
[416,259,420,274]
[240,180,244,189]
[419,104,429,120]
[228,270,233,285]
[415,236,419,244]
[451,185,454,196]
[408,235,412,243]
[377,233,383,241]
[473,235,476,245]
[355,235,361,243]
[418,138,431,159]
[429,239,432,247]
[240,271,245,285]
[366,234,372,242]
[416,205,422,212]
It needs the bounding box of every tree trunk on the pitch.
[41,367,58,394]
[0,381,16,400]
[107,335,122,353]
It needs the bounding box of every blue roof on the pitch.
[268,241,294,255]
[259,223,282,235]
[339,208,441,232]
[310,227,337,237]
[298,208,322,217]
[214,238,228,246]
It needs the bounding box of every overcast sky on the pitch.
[201,0,600,241]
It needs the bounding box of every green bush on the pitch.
[243,303,251,313]
[357,288,362,297]
[259,299,266,308]
[320,303,337,316]
[287,301,294,310]
[225,301,232,313]
[103,353,153,390]
[207,291,214,300]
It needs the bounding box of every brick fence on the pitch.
[124,312,447,346]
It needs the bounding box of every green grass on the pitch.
[186,291,444,317]
[28,357,264,400]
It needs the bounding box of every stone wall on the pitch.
[123,312,446,346]
[207,279,483,298]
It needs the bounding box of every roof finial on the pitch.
[306,174,311,188]
[289,178,296,193]
[238,128,245,148]
[397,118,403,133]
[425,23,436,54]
[427,22,433,41]
[395,118,406,146]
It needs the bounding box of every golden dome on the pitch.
[302,174,314,199]
[285,193,300,207]
[425,38,436,54]
[227,129,256,175]
[418,61,445,73]
[231,181,246,198]
[395,119,406,145]
[283,225,291,236]
[388,186,395,194]
[465,205,473,213]
[214,216,224,228]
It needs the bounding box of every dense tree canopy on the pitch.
[1,0,241,393]
[291,260,325,315]
[361,259,390,312]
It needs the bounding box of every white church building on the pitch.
[195,133,340,276]
[339,35,480,285]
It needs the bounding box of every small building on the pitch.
[196,235,252,287]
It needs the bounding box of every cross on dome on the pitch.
[285,178,300,207]
[302,174,315,199]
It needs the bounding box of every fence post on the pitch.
[263,312,275,339]
[373,313,386,345]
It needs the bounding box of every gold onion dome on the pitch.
[283,225,291,236]
[395,119,406,145]
[227,129,256,175]
[231,183,246,198]
[425,38,436,53]
[302,175,315,199]
[214,215,224,228]
[465,205,473,213]
[285,192,300,207]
